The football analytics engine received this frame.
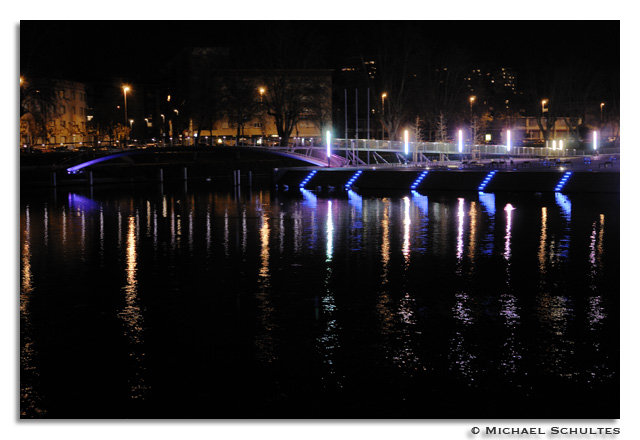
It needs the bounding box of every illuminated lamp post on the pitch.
[541,99,547,114]
[506,129,511,152]
[458,129,463,153]
[593,131,598,151]
[381,92,387,139]
[404,129,409,156]
[123,85,131,141]
[326,130,332,167]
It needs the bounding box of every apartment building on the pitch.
[20,79,89,149]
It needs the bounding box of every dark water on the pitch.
[20,183,619,419]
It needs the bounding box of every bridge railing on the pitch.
[332,139,592,157]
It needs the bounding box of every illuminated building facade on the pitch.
[20,79,89,149]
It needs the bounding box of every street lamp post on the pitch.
[123,86,131,141]
[381,92,387,139]
[469,96,476,115]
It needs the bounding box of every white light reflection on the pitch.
[402,196,411,264]
[392,293,423,372]
[318,199,343,388]
[499,293,522,374]
[450,292,476,381]
[326,200,334,262]
[503,204,515,261]
[456,198,465,260]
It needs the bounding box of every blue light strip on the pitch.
[477,170,498,191]
[410,170,429,190]
[66,150,144,174]
[555,171,573,192]
[345,170,363,189]
[299,170,318,189]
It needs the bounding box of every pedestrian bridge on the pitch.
[65,139,588,174]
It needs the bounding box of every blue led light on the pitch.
[345,170,363,189]
[477,170,498,191]
[299,170,318,189]
[554,171,572,192]
[410,170,429,190]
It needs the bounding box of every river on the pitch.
[20,183,619,418]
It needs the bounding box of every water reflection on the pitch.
[255,208,277,362]
[118,215,148,399]
[478,192,496,256]
[19,187,618,417]
[402,196,411,264]
[456,198,465,261]
[21,206,46,416]
[318,200,343,387]
[450,291,476,382]
[503,204,514,262]
[588,214,607,329]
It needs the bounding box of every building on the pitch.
[20,78,90,150]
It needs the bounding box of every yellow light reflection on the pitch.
[119,215,148,399]
[381,200,390,284]
[538,207,548,274]
[450,292,476,381]
[467,201,478,268]
[21,207,46,416]
[255,209,276,362]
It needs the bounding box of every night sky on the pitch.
[20,20,619,84]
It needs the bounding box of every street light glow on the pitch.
[593,131,598,150]
[458,130,463,153]
[507,129,511,152]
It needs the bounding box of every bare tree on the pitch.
[254,26,331,146]
[221,72,261,145]
[188,48,224,143]
[20,77,63,147]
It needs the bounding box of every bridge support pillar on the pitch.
[183,167,188,181]
[158,168,164,183]
[51,171,57,188]
[87,171,93,186]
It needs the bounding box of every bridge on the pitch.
[65,139,602,174]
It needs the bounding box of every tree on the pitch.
[253,26,331,146]
[188,48,224,143]
[20,77,63,147]
[221,72,261,145]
